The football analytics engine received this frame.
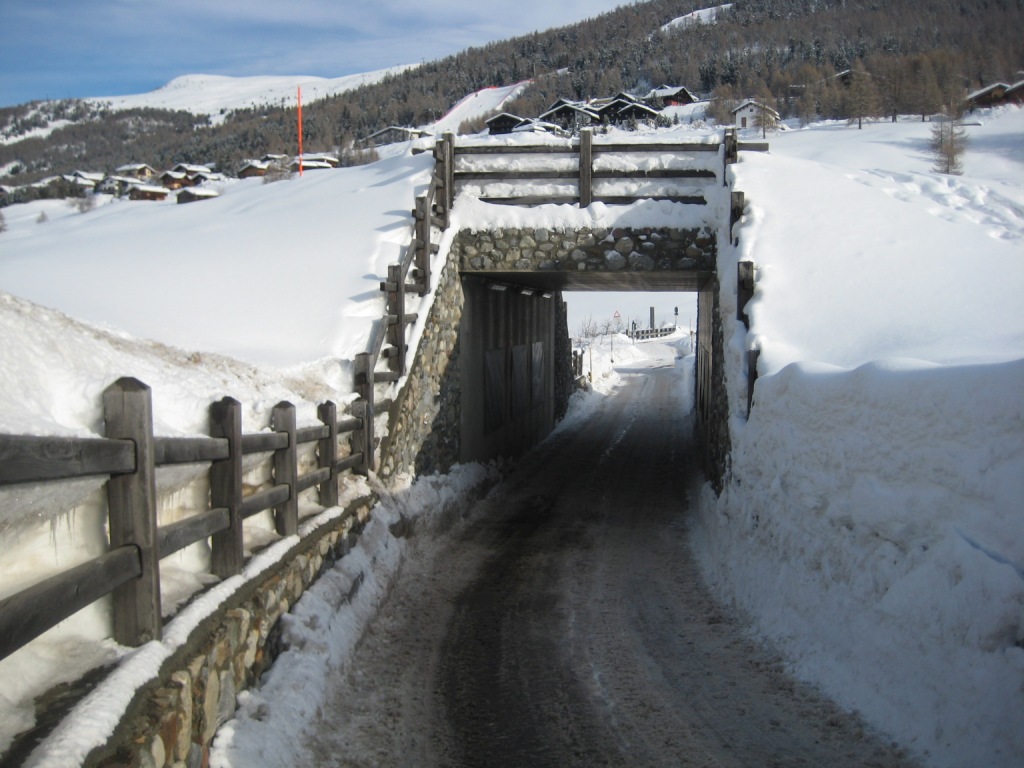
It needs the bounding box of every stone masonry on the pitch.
[450,226,717,275]
[85,496,375,768]
[378,248,464,482]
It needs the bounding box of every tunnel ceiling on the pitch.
[460,270,713,293]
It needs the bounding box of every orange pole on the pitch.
[297,86,304,177]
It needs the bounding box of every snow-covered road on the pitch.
[277,355,919,767]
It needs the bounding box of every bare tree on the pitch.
[0,209,6,233]
[576,316,599,344]
[931,111,968,175]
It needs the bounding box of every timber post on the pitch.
[209,397,244,577]
[317,401,339,507]
[103,377,161,646]
[579,128,593,207]
[737,261,754,328]
[353,352,375,475]
[271,401,298,536]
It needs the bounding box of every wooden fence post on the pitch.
[414,195,431,295]
[747,348,760,418]
[103,377,161,646]
[317,401,339,507]
[353,352,375,475]
[387,263,407,374]
[442,132,455,215]
[731,190,745,245]
[737,260,754,328]
[271,401,298,536]
[579,128,593,207]
[210,397,243,578]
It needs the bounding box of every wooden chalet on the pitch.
[645,85,698,108]
[290,159,333,172]
[1006,81,1024,105]
[303,152,339,167]
[594,98,661,125]
[115,163,157,181]
[486,112,528,135]
[538,100,601,132]
[966,82,1011,109]
[160,170,189,190]
[128,184,169,201]
[172,163,212,175]
[238,160,270,178]
[364,126,429,147]
[177,188,220,204]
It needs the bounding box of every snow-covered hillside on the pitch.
[0,106,1022,767]
[85,68,415,122]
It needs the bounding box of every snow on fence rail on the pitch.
[0,377,367,662]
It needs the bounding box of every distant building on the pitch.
[115,163,157,181]
[645,85,698,108]
[485,113,529,135]
[732,100,779,130]
[364,126,429,147]
[128,184,169,201]
[238,160,270,179]
[966,82,1012,109]
[177,188,220,204]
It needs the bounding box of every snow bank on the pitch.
[694,107,1024,768]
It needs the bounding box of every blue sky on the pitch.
[0,0,631,107]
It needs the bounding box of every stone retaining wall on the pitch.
[451,226,717,274]
[378,248,464,482]
[86,497,375,768]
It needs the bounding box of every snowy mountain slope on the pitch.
[83,68,416,121]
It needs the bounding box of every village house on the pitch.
[177,188,220,204]
[303,152,339,167]
[290,158,333,172]
[486,112,529,135]
[238,160,270,179]
[128,184,169,202]
[645,85,698,109]
[171,163,212,175]
[538,99,601,132]
[159,170,190,190]
[97,175,141,196]
[364,126,429,147]
[115,163,157,181]
[965,81,1023,110]
[732,99,780,131]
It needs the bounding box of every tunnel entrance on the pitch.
[454,226,719,467]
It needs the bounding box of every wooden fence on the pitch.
[452,128,728,207]
[627,326,679,341]
[0,378,366,662]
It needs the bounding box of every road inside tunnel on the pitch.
[303,344,918,768]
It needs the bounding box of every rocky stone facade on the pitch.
[378,250,464,482]
[87,497,375,768]
[451,226,717,274]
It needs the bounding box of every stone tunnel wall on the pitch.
[377,233,576,482]
[451,225,717,274]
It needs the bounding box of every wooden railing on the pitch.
[0,377,366,662]
[451,127,743,207]
[355,133,455,428]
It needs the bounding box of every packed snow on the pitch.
[0,98,1022,768]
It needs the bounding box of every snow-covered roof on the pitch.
[72,170,105,182]
[172,163,212,175]
[966,82,1011,101]
[115,163,155,174]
